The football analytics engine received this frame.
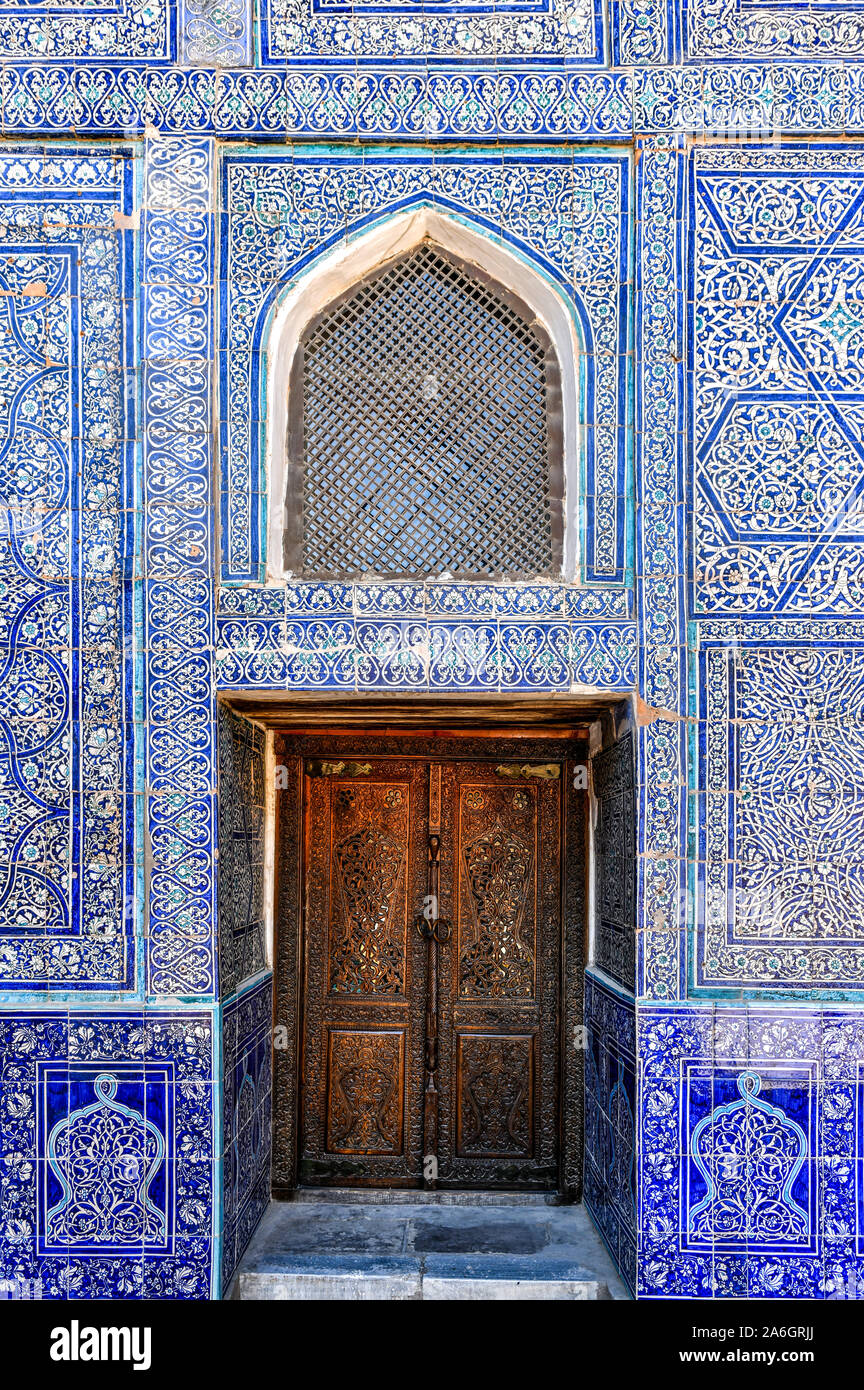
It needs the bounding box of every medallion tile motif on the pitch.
[1,1010,214,1299]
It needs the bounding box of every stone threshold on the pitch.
[228,1192,629,1300]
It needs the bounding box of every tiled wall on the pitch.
[217,709,267,1000]
[217,709,271,1288]
[584,973,637,1296]
[0,0,860,1302]
[592,732,636,993]
[222,977,272,1290]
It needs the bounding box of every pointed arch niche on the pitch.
[264,207,585,582]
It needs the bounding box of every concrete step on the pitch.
[233,1253,612,1300]
[229,1196,629,1300]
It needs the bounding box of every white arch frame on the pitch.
[263,206,584,582]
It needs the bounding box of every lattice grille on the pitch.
[292,245,560,578]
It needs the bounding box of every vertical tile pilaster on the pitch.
[142,135,218,1000]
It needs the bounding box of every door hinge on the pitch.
[306,759,372,777]
[495,762,560,780]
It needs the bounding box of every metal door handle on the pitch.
[415,913,451,944]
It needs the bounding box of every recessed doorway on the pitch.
[269,726,588,1198]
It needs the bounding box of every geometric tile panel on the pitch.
[0,148,135,993]
[691,147,864,618]
[0,1010,215,1299]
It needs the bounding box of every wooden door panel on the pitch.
[327,779,409,997]
[456,1032,535,1158]
[437,761,561,1188]
[299,759,427,1186]
[457,780,539,1000]
[325,1027,405,1154]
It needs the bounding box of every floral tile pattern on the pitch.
[259,0,606,64]
[0,148,135,994]
[0,0,174,62]
[216,609,637,692]
[696,624,864,993]
[143,136,218,1000]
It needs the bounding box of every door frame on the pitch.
[271,723,590,1200]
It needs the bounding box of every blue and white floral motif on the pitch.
[686,0,864,61]
[688,1072,808,1247]
[634,137,686,1005]
[143,136,218,999]
[260,0,604,64]
[612,0,667,63]
[215,606,636,693]
[180,0,252,63]
[44,1073,168,1255]
[1,1011,214,1299]
[0,0,172,61]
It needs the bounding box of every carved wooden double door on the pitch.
[297,745,578,1190]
